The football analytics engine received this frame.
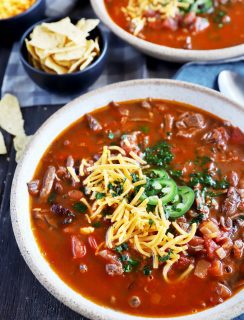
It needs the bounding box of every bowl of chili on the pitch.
[11,79,244,319]
[90,0,244,62]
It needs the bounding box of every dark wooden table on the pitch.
[0,105,88,320]
[0,3,89,320]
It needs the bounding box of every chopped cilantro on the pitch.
[120,254,139,272]
[128,258,140,266]
[189,172,216,188]
[131,173,139,183]
[189,170,229,190]
[144,141,173,167]
[149,218,154,227]
[140,126,150,134]
[190,213,204,225]
[108,180,124,197]
[239,215,244,220]
[215,177,229,190]
[92,221,102,228]
[115,242,129,253]
[73,202,87,213]
[159,249,172,262]
[143,265,152,276]
[108,132,114,140]
[169,169,183,179]
[48,192,57,204]
[95,192,105,199]
[194,155,211,167]
[123,264,132,273]
[206,190,226,197]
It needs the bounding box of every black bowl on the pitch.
[19,18,108,94]
[0,0,45,44]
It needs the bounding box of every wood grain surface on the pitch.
[0,105,87,320]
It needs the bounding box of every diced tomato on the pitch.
[230,127,244,145]
[71,235,87,259]
[173,255,193,271]
[204,237,219,260]
[209,260,223,277]
[88,236,98,251]
[189,236,204,246]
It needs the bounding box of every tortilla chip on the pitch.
[13,134,32,162]
[43,17,86,45]
[29,25,66,50]
[34,47,47,60]
[45,43,85,55]
[76,19,100,35]
[53,46,86,61]
[25,39,39,60]
[25,17,101,75]
[0,131,7,155]
[44,56,68,74]
[53,59,74,68]
[40,64,56,74]
[80,55,95,71]
[0,94,24,136]
[29,55,42,70]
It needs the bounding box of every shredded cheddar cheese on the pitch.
[67,166,80,183]
[122,0,190,35]
[81,145,196,282]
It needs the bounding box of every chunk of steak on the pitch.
[176,112,205,138]
[222,187,241,216]
[176,112,205,129]
[105,263,123,276]
[202,127,229,151]
[27,179,40,196]
[98,249,123,276]
[120,131,142,155]
[86,114,102,132]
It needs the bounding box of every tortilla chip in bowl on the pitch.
[19,17,108,94]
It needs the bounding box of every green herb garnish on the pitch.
[169,169,183,179]
[143,265,152,276]
[159,249,172,262]
[73,202,87,213]
[92,221,102,228]
[120,255,139,272]
[140,126,150,134]
[190,213,204,225]
[48,192,57,204]
[108,180,124,197]
[95,192,105,199]
[149,218,154,227]
[108,132,115,140]
[115,242,129,253]
[144,141,173,167]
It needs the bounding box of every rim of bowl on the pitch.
[90,0,244,62]
[0,0,44,22]
[19,17,108,78]
[10,79,244,320]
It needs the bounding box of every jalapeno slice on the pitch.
[165,186,195,219]
[140,178,177,205]
[146,169,169,180]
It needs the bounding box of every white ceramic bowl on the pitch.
[11,79,244,320]
[90,0,244,62]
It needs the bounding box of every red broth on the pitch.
[29,100,244,317]
[104,0,244,50]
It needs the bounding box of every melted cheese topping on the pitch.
[122,0,190,35]
[81,145,196,282]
